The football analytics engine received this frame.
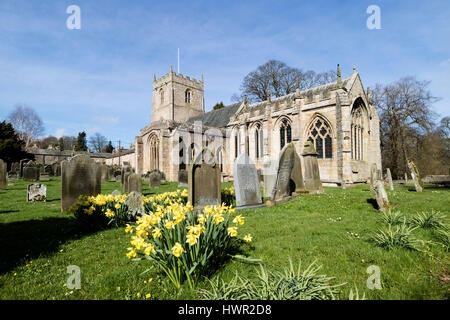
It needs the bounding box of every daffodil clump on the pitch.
[126,191,250,290]
[71,193,134,227]
[221,186,235,207]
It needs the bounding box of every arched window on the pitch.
[234,131,239,158]
[149,135,159,170]
[280,119,292,150]
[254,124,263,158]
[179,137,186,170]
[307,117,332,159]
[351,103,367,160]
[185,90,191,103]
[160,89,164,104]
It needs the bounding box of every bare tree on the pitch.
[88,133,108,153]
[232,60,336,103]
[7,104,45,148]
[371,76,439,178]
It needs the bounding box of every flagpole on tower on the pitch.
[177,48,180,74]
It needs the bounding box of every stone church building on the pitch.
[106,65,382,186]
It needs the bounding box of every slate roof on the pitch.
[187,102,241,128]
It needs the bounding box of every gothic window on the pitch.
[280,119,292,150]
[351,104,366,160]
[160,89,164,105]
[185,90,191,103]
[307,117,332,159]
[234,131,239,158]
[149,135,159,170]
[254,124,263,158]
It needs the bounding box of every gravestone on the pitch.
[188,150,221,208]
[112,190,122,197]
[125,191,144,219]
[44,165,54,176]
[23,161,40,182]
[149,172,161,188]
[7,172,18,184]
[407,160,424,192]
[52,162,61,177]
[115,175,122,183]
[263,157,278,198]
[19,159,31,177]
[373,180,390,211]
[127,173,142,193]
[386,168,394,191]
[40,174,50,181]
[121,165,133,185]
[302,141,323,194]
[0,159,6,189]
[27,183,47,202]
[233,154,262,208]
[341,180,347,189]
[100,164,109,182]
[291,145,307,194]
[178,169,188,187]
[370,163,378,189]
[123,172,132,193]
[11,162,19,174]
[271,143,296,202]
[404,172,408,184]
[61,154,101,211]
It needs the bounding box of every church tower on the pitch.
[152,66,205,122]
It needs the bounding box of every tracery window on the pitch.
[254,124,263,158]
[280,119,292,150]
[351,106,366,160]
[307,118,333,159]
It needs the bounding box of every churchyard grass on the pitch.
[0,178,448,299]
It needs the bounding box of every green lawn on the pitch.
[0,177,448,300]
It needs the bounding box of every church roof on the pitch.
[187,102,241,128]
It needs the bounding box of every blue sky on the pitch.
[0,0,449,149]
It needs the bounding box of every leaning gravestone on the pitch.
[127,173,142,193]
[0,159,6,189]
[373,180,390,211]
[125,191,144,219]
[61,154,101,211]
[407,160,424,192]
[188,150,221,209]
[149,172,161,188]
[386,168,394,191]
[27,183,47,202]
[178,169,188,187]
[271,144,296,202]
[23,161,40,182]
[370,163,378,189]
[233,153,262,208]
[302,141,323,194]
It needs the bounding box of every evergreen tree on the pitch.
[75,131,88,151]
[0,121,34,168]
[103,141,114,153]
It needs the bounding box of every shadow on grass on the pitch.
[0,217,102,274]
[0,210,19,214]
[366,198,379,210]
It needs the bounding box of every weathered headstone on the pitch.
[233,154,262,208]
[271,143,296,202]
[40,174,50,181]
[125,191,144,218]
[405,172,408,184]
[52,162,62,177]
[27,183,47,202]
[149,172,161,188]
[10,162,19,174]
[302,141,323,194]
[100,164,109,182]
[263,157,278,198]
[188,150,221,208]
[178,169,188,187]
[123,172,132,193]
[112,189,122,197]
[115,175,122,183]
[386,168,394,191]
[23,161,40,182]
[373,180,390,211]
[19,159,31,177]
[61,154,101,211]
[407,160,424,192]
[341,180,347,189]
[7,172,18,184]
[127,173,142,193]
[370,163,378,189]
[0,159,6,189]
[121,165,133,185]
[44,164,54,176]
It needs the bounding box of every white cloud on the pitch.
[55,128,65,138]
[439,58,450,67]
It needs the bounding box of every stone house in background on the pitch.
[105,65,382,186]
